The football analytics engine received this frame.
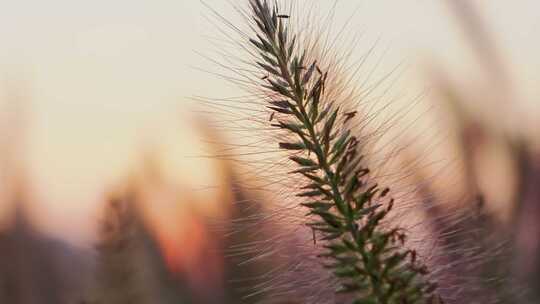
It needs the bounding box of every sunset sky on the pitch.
[0,0,538,245]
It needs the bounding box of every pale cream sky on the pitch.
[0,0,538,245]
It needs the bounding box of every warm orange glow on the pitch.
[154,214,223,288]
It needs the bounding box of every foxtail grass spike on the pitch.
[246,0,440,302]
